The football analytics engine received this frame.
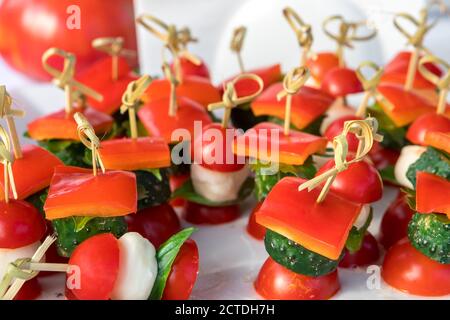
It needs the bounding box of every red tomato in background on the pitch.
[162,239,199,300]
[14,278,41,300]
[321,67,363,97]
[247,202,266,240]
[0,0,137,81]
[306,52,340,84]
[125,203,181,249]
[169,173,190,208]
[406,113,450,146]
[379,192,414,250]
[183,201,241,225]
[324,115,362,152]
[339,232,380,268]
[382,238,450,296]
[368,142,400,171]
[255,257,340,300]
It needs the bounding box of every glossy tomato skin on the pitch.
[125,203,181,249]
[339,232,380,268]
[192,123,245,173]
[68,233,120,300]
[247,202,266,240]
[162,239,199,300]
[368,142,400,171]
[316,159,383,204]
[183,201,241,225]
[321,67,363,97]
[380,192,415,250]
[324,115,362,152]
[0,200,46,249]
[172,57,210,80]
[14,277,41,300]
[255,257,340,300]
[382,238,450,296]
[0,0,136,81]
[306,52,340,84]
[406,113,450,146]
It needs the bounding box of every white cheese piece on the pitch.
[191,164,250,203]
[394,145,426,189]
[110,232,158,300]
[353,204,371,230]
[0,241,41,280]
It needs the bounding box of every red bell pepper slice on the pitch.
[138,96,212,143]
[321,67,363,97]
[425,131,450,154]
[0,145,63,201]
[99,137,171,171]
[142,76,221,108]
[255,177,362,260]
[306,52,340,85]
[416,171,450,218]
[377,83,437,127]
[218,64,282,97]
[44,166,137,220]
[76,56,138,115]
[27,107,113,141]
[406,113,450,145]
[381,51,443,90]
[233,122,327,165]
[251,84,334,130]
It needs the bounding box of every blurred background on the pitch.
[0,0,449,139]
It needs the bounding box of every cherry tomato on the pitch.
[321,67,363,97]
[162,239,199,300]
[125,203,181,249]
[382,238,450,296]
[306,52,340,84]
[172,57,210,80]
[368,142,400,171]
[379,192,414,250]
[169,174,190,207]
[192,123,245,172]
[183,201,241,225]
[68,233,120,300]
[406,113,450,146]
[317,159,383,204]
[324,115,362,152]
[255,257,340,300]
[14,277,41,300]
[339,232,380,268]
[0,200,46,249]
[247,202,265,240]
[0,0,137,81]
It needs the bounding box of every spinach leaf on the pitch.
[149,228,195,300]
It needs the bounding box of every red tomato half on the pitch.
[192,123,245,172]
[324,115,362,152]
[247,202,266,240]
[172,57,210,80]
[0,200,46,249]
[382,238,450,296]
[306,52,340,84]
[162,239,199,300]
[379,192,415,250]
[183,201,241,225]
[125,203,181,248]
[321,67,363,97]
[406,113,450,146]
[339,232,380,268]
[317,159,383,204]
[255,257,340,300]
[0,0,137,81]
[68,233,120,300]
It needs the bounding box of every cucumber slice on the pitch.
[264,229,342,277]
[408,213,450,264]
[406,147,450,188]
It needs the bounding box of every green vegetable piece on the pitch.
[52,216,127,257]
[149,227,195,300]
[406,147,450,188]
[264,229,343,277]
[367,104,407,149]
[38,139,89,167]
[135,169,171,210]
[408,213,450,264]
[25,188,48,216]
[345,208,373,254]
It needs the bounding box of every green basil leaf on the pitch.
[149,227,195,300]
[345,208,373,254]
[171,177,254,206]
[378,165,398,185]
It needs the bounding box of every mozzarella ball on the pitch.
[110,232,158,300]
[353,204,371,230]
[191,164,250,202]
[394,145,426,189]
